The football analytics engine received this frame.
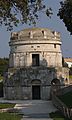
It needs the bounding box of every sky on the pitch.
[0,0,72,58]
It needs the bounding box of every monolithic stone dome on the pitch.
[10,27,61,41]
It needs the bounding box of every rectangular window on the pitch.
[37,46,40,48]
[31,46,34,48]
[32,54,39,66]
[54,44,56,48]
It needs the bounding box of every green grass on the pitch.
[0,103,15,109]
[0,75,3,80]
[50,92,72,119]
[58,91,72,108]
[0,103,22,120]
[50,111,71,120]
[0,113,22,120]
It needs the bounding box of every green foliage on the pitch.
[58,91,72,108]
[0,75,3,80]
[0,58,9,75]
[0,103,15,109]
[0,0,52,31]
[69,75,72,79]
[50,111,71,120]
[0,0,72,34]
[62,57,68,67]
[0,81,3,97]
[58,0,72,35]
[0,113,22,120]
[69,67,72,75]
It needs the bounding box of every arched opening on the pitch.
[51,78,60,86]
[31,80,41,100]
[51,78,61,97]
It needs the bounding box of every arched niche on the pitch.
[31,79,41,85]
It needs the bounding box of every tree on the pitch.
[58,0,72,35]
[69,66,72,75]
[1,0,72,33]
[62,57,68,67]
[0,58,9,75]
[0,0,52,31]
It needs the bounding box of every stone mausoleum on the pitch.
[4,28,69,100]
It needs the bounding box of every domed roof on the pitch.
[18,27,55,38]
[19,27,51,32]
[11,27,60,41]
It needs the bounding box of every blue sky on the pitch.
[0,0,72,58]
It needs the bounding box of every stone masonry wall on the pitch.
[4,66,69,100]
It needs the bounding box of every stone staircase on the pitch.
[14,100,57,120]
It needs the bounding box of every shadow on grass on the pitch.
[49,111,71,120]
[0,112,22,120]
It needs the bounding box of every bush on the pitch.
[0,81,3,97]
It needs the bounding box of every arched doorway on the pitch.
[31,80,41,100]
[51,78,61,97]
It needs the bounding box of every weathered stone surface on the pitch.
[4,28,69,100]
[9,28,62,68]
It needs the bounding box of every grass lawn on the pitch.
[50,111,71,120]
[0,103,22,120]
[0,103,15,109]
[0,113,22,120]
[58,91,72,108]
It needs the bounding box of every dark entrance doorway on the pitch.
[32,85,40,100]
[32,54,39,66]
